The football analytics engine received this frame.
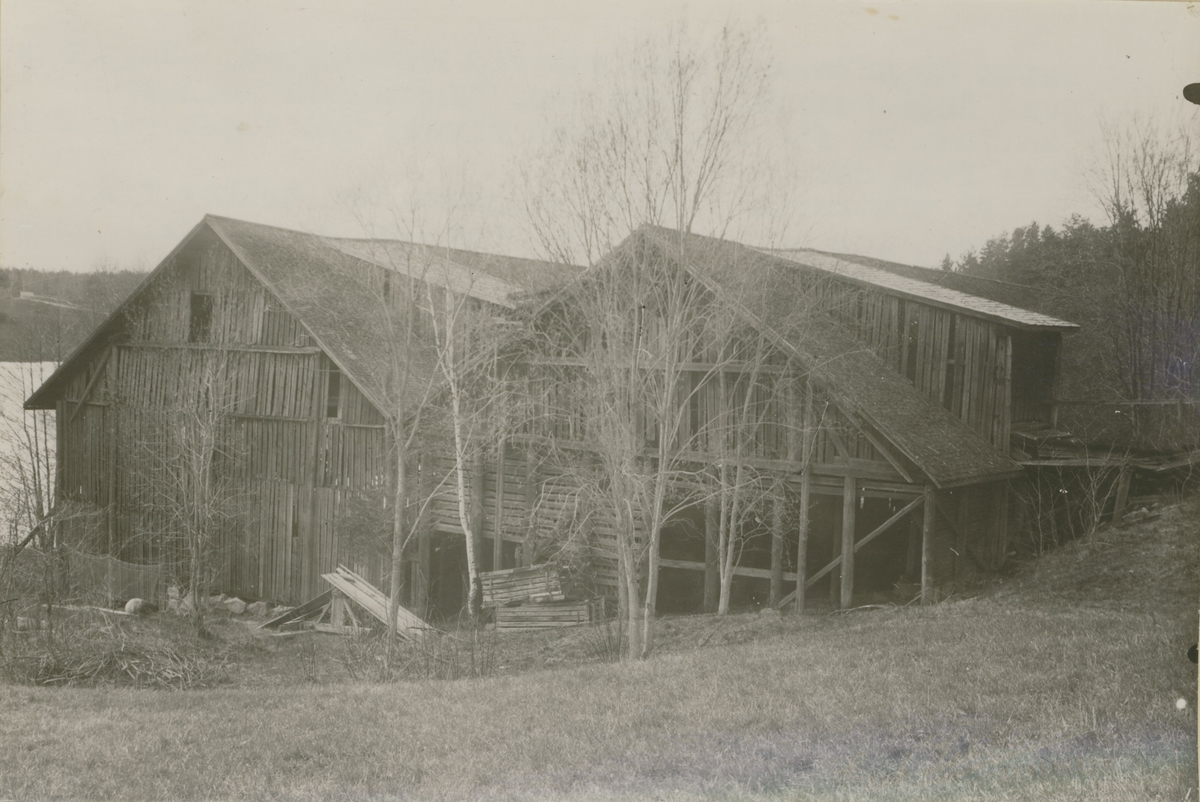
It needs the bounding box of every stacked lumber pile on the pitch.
[480,564,565,608]
[494,598,605,631]
[481,564,607,632]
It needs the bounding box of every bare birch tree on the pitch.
[1088,116,1199,400]
[348,182,511,630]
[521,23,796,657]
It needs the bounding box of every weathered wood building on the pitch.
[512,227,1079,611]
[25,215,575,612]
[27,216,1079,614]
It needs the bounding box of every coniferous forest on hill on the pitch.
[941,153,1199,453]
[947,172,1199,406]
[0,268,146,362]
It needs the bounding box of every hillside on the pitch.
[0,269,145,361]
[1,492,1196,800]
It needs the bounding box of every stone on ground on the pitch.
[246,600,270,616]
[223,597,247,615]
[124,598,157,615]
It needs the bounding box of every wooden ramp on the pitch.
[321,565,432,640]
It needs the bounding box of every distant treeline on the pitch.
[942,164,1199,451]
[0,267,146,362]
[945,172,1199,405]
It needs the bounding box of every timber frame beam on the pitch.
[775,493,924,609]
[68,347,112,425]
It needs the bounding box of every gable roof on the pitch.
[768,248,1079,332]
[26,215,576,412]
[638,226,1022,488]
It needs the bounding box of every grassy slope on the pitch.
[2,497,1197,801]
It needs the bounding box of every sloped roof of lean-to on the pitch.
[768,248,1079,332]
[639,226,1022,488]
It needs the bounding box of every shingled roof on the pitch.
[769,248,1079,332]
[638,226,1023,488]
[26,215,576,412]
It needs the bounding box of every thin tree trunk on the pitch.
[388,421,408,638]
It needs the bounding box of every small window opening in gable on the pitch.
[382,271,392,304]
[189,293,214,343]
[326,367,341,419]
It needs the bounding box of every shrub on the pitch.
[0,612,228,689]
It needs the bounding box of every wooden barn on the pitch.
[26,215,1081,616]
[24,215,576,613]
[509,226,1080,612]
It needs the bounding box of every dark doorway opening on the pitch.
[428,534,468,623]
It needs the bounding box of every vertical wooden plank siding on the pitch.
[833,279,1015,452]
[52,234,408,605]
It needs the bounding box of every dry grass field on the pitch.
[1,493,1197,801]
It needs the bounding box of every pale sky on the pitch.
[2,1,1197,273]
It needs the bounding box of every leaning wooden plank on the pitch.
[313,623,373,635]
[322,565,431,639]
[260,589,332,629]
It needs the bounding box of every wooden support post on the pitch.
[829,526,841,608]
[330,588,346,631]
[794,379,813,613]
[769,480,785,607]
[1113,466,1132,523]
[955,489,969,581]
[921,485,935,605]
[794,471,810,612]
[830,528,840,605]
[493,440,506,571]
[997,482,1011,568]
[777,493,924,609]
[522,448,537,567]
[106,408,117,605]
[703,494,719,613]
[840,475,856,610]
[413,456,431,618]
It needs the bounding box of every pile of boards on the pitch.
[260,565,432,640]
[480,564,604,632]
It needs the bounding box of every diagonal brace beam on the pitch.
[777,494,924,608]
